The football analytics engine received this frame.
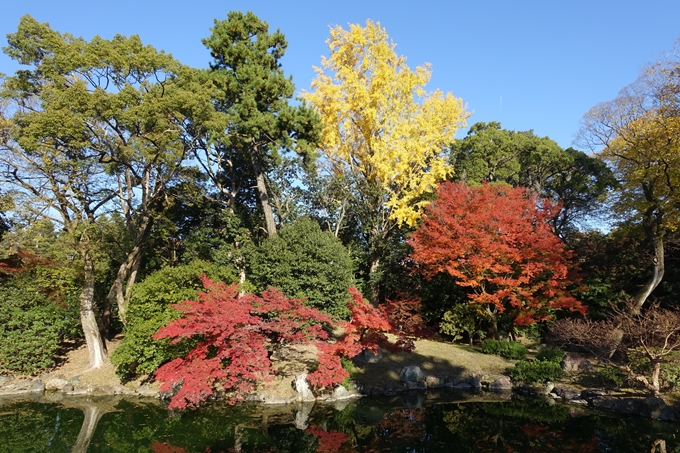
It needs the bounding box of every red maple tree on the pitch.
[153,278,420,408]
[153,277,335,410]
[408,182,585,336]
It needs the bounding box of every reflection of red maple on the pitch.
[379,409,427,440]
[150,441,189,453]
[517,426,600,453]
[153,277,334,410]
[307,425,351,453]
[409,182,585,326]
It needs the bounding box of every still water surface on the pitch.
[1,391,678,452]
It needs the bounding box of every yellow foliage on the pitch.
[302,20,469,227]
[602,112,680,231]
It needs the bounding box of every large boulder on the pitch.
[399,366,424,383]
[293,374,315,401]
[561,353,593,372]
[592,396,642,416]
[354,347,383,364]
[640,396,676,421]
[45,376,69,391]
[489,376,513,391]
[553,385,581,400]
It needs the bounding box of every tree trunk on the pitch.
[101,216,152,335]
[369,256,381,306]
[79,244,108,369]
[250,151,277,237]
[608,211,665,358]
[651,361,661,396]
[632,225,665,314]
[486,306,500,340]
[101,244,141,333]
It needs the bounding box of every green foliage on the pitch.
[536,346,565,364]
[439,303,486,344]
[249,217,354,318]
[340,356,355,390]
[112,260,236,380]
[661,361,680,388]
[0,287,68,374]
[597,366,627,389]
[508,359,564,384]
[481,340,527,360]
[0,254,81,374]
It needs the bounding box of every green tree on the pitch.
[249,217,354,318]
[197,11,320,237]
[452,121,616,237]
[0,15,215,364]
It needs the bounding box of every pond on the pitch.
[1,391,678,452]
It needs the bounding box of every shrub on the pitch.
[508,360,564,384]
[248,218,354,318]
[536,346,565,364]
[112,260,236,380]
[662,361,680,388]
[597,366,626,389]
[439,303,486,345]
[481,339,527,360]
[0,252,81,374]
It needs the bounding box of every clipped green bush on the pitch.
[508,360,564,384]
[597,366,627,389]
[112,260,236,380]
[481,339,527,360]
[536,346,565,364]
[249,217,354,318]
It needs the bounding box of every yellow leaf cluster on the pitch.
[302,20,469,227]
[603,112,680,230]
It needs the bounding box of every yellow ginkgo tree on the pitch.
[302,20,469,303]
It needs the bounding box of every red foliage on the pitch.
[0,250,52,275]
[153,277,333,410]
[408,182,585,325]
[307,287,416,388]
[154,278,420,406]
[307,425,352,453]
[150,442,190,453]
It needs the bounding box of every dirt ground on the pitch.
[44,336,150,390]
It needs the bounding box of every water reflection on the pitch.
[0,391,678,452]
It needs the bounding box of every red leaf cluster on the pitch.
[307,287,416,388]
[153,276,333,410]
[307,425,352,453]
[408,182,585,325]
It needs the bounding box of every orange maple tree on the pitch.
[408,182,585,334]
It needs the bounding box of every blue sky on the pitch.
[1,0,678,149]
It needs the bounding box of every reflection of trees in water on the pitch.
[2,396,679,452]
[64,398,121,453]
